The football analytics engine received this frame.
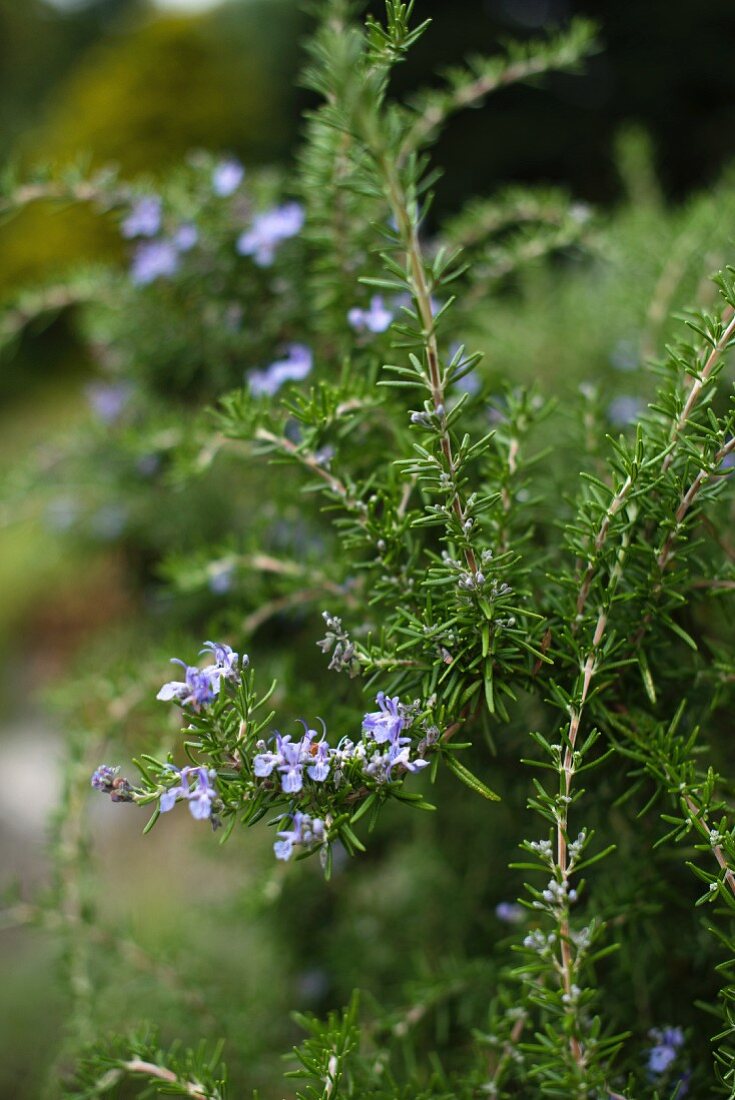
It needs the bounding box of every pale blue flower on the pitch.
[347,295,394,334]
[208,562,235,594]
[277,735,305,794]
[495,901,525,924]
[91,765,119,792]
[647,1026,685,1077]
[157,659,217,710]
[174,223,198,251]
[121,195,162,239]
[160,765,216,820]
[248,344,312,397]
[236,202,304,266]
[306,739,331,782]
[85,382,131,423]
[131,240,180,285]
[200,641,241,684]
[362,692,405,745]
[212,159,244,197]
[274,812,326,861]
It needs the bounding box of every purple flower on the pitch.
[362,693,405,746]
[306,738,331,783]
[174,223,198,252]
[160,766,216,820]
[647,1026,685,1077]
[130,240,180,285]
[188,767,216,820]
[85,381,131,424]
[253,746,280,778]
[276,735,305,794]
[200,641,242,685]
[347,295,394,334]
[386,742,429,776]
[236,202,304,266]
[90,764,132,802]
[121,195,162,239]
[648,1045,677,1075]
[274,812,326,861]
[248,344,312,397]
[212,159,244,197]
[156,659,218,710]
[91,765,119,792]
[208,562,234,594]
[495,901,525,924]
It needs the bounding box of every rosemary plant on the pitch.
[3,2,735,1097]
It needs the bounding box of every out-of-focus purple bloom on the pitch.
[174,223,198,251]
[648,1045,677,1075]
[156,659,218,710]
[208,561,235,594]
[212,159,244,197]
[274,812,326,861]
[607,395,643,427]
[160,765,216,820]
[348,295,394,334]
[647,1026,685,1077]
[362,692,405,746]
[236,202,304,266]
[85,381,131,424]
[495,901,525,924]
[130,240,180,285]
[121,195,162,239]
[248,344,313,397]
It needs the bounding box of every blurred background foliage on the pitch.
[2,1,735,1096]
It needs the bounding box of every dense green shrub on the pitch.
[3,3,735,1097]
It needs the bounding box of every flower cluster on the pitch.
[252,693,429,860]
[347,294,394,334]
[274,812,326,861]
[236,202,304,266]
[212,158,245,197]
[156,641,243,711]
[647,1026,685,1077]
[90,765,133,802]
[254,722,331,794]
[248,344,313,397]
[121,195,162,238]
[85,381,132,424]
[160,765,218,821]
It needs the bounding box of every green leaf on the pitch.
[444,752,501,801]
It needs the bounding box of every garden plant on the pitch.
[3,2,735,1097]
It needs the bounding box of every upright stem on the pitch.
[382,158,478,575]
